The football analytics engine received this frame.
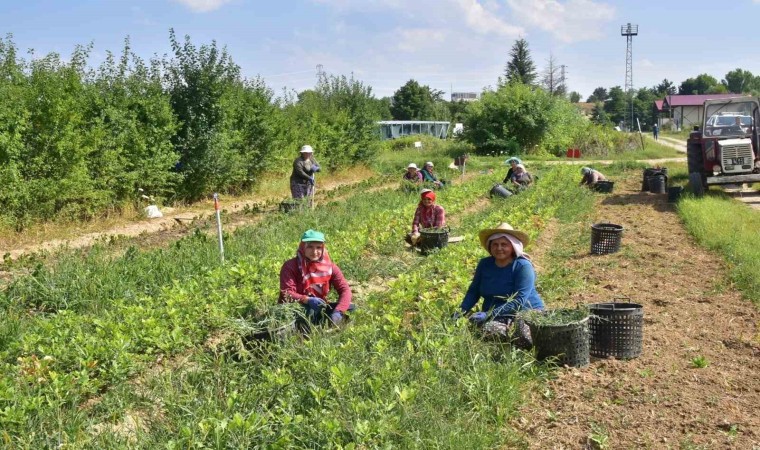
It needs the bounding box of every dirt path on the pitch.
[514,174,760,449]
[657,135,687,153]
[544,157,686,166]
[1,174,391,261]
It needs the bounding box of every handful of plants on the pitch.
[230,302,302,335]
[518,306,589,327]
[419,226,449,234]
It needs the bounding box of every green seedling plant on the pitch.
[690,355,710,368]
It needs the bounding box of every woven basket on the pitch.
[527,316,589,367]
[589,303,643,359]
[590,223,623,255]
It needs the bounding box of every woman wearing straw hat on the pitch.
[405,189,446,246]
[456,223,544,334]
[290,145,321,199]
[403,163,423,184]
[279,229,353,325]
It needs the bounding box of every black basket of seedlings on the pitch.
[279,199,304,213]
[591,180,614,193]
[419,226,449,253]
[588,301,643,359]
[520,307,590,367]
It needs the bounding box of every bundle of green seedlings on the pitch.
[518,306,589,326]
[229,302,303,334]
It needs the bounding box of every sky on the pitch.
[1,0,759,101]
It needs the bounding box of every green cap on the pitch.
[300,229,325,242]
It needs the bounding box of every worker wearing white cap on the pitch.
[403,163,423,184]
[290,144,321,199]
[421,161,445,188]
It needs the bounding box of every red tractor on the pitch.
[687,96,760,196]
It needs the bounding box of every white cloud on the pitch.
[312,0,522,38]
[640,58,654,68]
[506,0,615,43]
[395,28,448,52]
[454,0,524,37]
[171,0,233,13]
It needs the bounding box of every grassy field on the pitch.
[677,193,760,304]
[0,161,601,447]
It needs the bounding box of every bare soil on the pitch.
[514,174,760,448]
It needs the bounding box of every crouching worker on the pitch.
[420,161,447,189]
[579,167,606,187]
[454,223,544,343]
[279,230,353,326]
[405,189,446,246]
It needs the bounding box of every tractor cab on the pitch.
[687,96,760,195]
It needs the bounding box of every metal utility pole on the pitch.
[316,64,324,83]
[621,23,638,131]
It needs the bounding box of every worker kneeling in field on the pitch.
[420,161,447,189]
[579,166,606,187]
[406,189,446,246]
[509,163,533,189]
[279,230,353,325]
[454,223,544,345]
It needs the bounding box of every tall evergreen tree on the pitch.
[504,38,537,85]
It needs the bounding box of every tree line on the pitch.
[0,32,387,230]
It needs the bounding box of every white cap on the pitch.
[407,163,418,169]
[425,161,434,167]
[300,145,314,153]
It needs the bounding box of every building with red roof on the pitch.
[658,94,743,130]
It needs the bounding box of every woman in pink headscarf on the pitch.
[405,189,446,246]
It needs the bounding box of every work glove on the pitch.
[306,297,326,309]
[330,311,343,325]
[308,176,315,186]
[451,310,464,320]
[410,232,421,245]
[469,312,489,324]
[312,163,321,173]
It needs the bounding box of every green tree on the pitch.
[568,91,581,103]
[390,79,436,120]
[678,74,721,94]
[504,38,537,85]
[722,68,756,94]
[654,78,676,96]
[591,102,610,125]
[586,87,608,103]
[604,86,627,126]
[164,30,243,200]
[460,82,585,155]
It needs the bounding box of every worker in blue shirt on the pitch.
[456,222,544,342]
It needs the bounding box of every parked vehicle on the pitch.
[687,97,760,195]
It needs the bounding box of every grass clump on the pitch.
[677,194,760,305]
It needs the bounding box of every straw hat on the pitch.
[478,222,529,250]
[424,161,434,167]
[300,145,314,153]
[407,163,418,169]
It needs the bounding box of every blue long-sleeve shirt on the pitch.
[460,256,544,317]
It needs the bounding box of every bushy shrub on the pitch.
[460,83,587,157]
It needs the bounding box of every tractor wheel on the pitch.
[689,172,705,197]
[686,141,704,174]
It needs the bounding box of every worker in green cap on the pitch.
[279,229,353,325]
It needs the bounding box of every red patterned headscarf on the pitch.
[296,241,333,298]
